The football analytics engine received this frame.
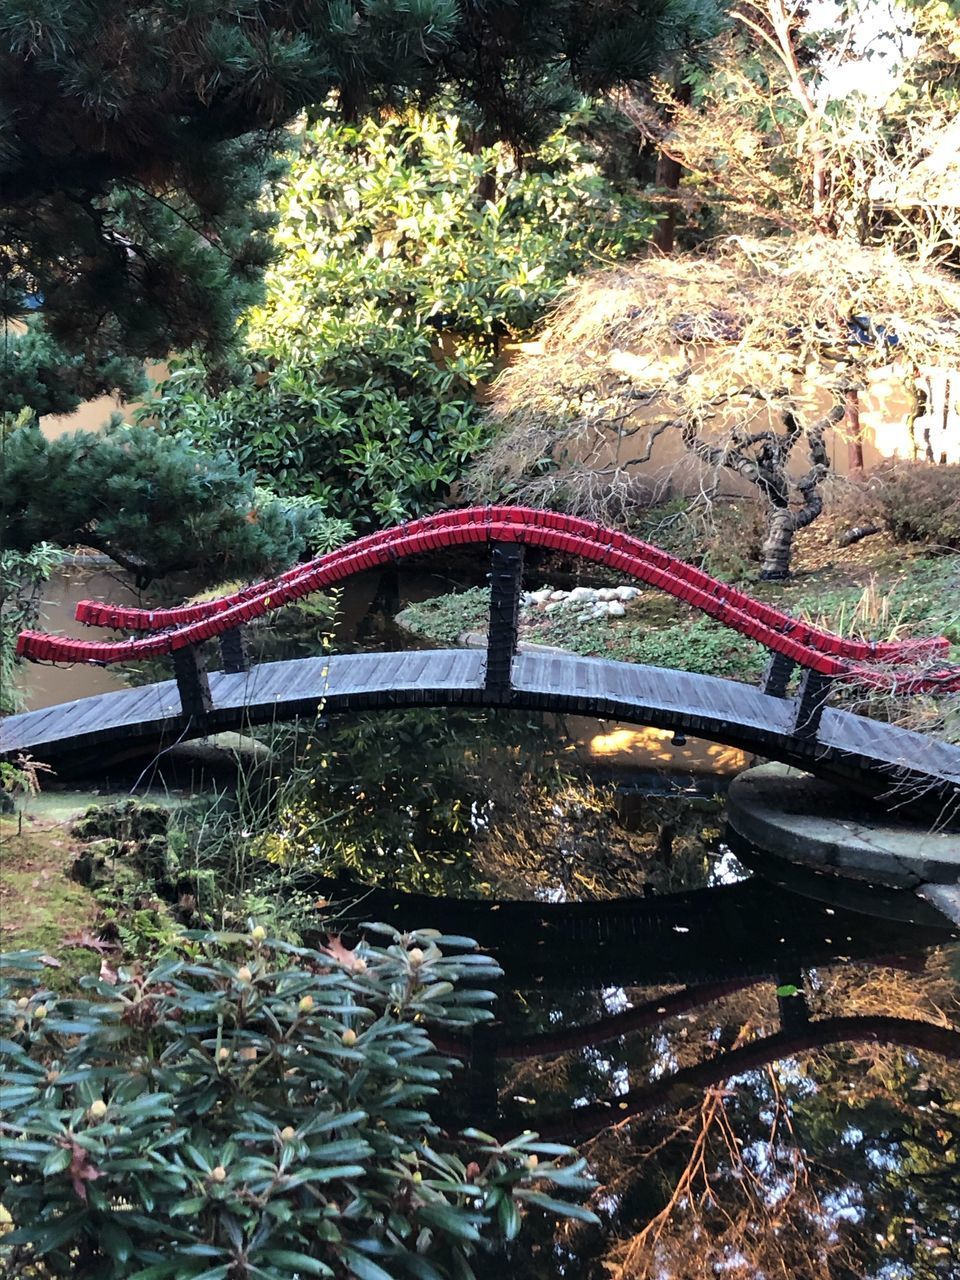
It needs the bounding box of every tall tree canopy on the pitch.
[0,0,721,414]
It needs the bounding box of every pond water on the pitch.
[15,567,960,1278]
[216,705,958,1280]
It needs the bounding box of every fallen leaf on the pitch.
[39,954,63,968]
[62,930,119,955]
[320,935,365,972]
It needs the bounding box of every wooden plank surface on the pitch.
[3,651,959,805]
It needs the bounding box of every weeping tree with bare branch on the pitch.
[468,236,960,576]
[468,0,960,576]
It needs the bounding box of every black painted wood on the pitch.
[3,651,959,816]
[776,970,811,1033]
[793,668,833,738]
[485,541,524,694]
[172,645,213,723]
[761,651,797,699]
[218,627,250,674]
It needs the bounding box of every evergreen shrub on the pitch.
[146,108,654,530]
[0,419,346,588]
[0,929,596,1279]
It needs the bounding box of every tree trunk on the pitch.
[652,81,691,254]
[759,507,798,579]
[845,388,864,471]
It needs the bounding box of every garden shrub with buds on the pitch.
[0,927,596,1279]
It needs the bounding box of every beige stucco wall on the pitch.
[39,362,168,440]
[549,350,960,497]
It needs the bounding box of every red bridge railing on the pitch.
[17,507,958,701]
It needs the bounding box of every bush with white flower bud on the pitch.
[0,927,596,1278]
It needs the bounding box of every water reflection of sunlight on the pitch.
[583,724,747,775]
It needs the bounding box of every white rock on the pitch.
[545,600,565,613]
[615,586,640,601]
[568,587,596,603]
[529,589,553,605]
[597,588,617,602]
[550,590,567,602]
[607,601,626,617]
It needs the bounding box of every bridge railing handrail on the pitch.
[16,508,960,695]
[71,506,945,667]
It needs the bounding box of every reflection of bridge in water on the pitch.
[5,507,960,815]
[314,868,960,1141]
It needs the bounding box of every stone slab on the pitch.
[727,763,960,889]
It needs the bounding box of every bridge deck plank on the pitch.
[3,651,958,807]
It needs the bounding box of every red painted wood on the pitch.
[18,506,958,693]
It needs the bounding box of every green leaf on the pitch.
[280,1164,366,1188]
[512,1190,599,1223]
[126,1264,183,1280]
[262,1250,333,1276]
[5,1213,84,1253]
[338,1249,396,1280]
[417,1203,483,1242]
[101,1220,134,1264]
[41,1146,73,1176]
[497,1196,521,1241]
[170,1198,207,1217]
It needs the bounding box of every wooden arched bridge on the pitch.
[5,506,960,813]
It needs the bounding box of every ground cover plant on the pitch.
[0,928,597,1279]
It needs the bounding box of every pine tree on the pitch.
[1,0,720,412]
[0,418,334,588]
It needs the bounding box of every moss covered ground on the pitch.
[0,816,102,990]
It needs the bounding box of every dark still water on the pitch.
[256,707,960,1280]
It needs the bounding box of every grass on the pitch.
[0,816,102,990]
[398,586,492,645]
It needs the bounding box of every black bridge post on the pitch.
[468,1025,499,1134]
[793,668,832,739]
[173,644,213,725]
[485,541,524,696]
[776,971,811,1034]
[218,626,250,674]
[760,651,797,699]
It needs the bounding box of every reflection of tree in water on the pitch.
[494,951,960,1280]
[260,709,722,899]
[253,708,959,1279]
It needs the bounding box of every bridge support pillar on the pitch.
[468,1025,499,1133]
[760,651,796,699]
[218,626,250,674]
[173,645,213,725]
[793,669,832,739]
[485,541,524,696]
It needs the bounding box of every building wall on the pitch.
[39,362,167,441]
